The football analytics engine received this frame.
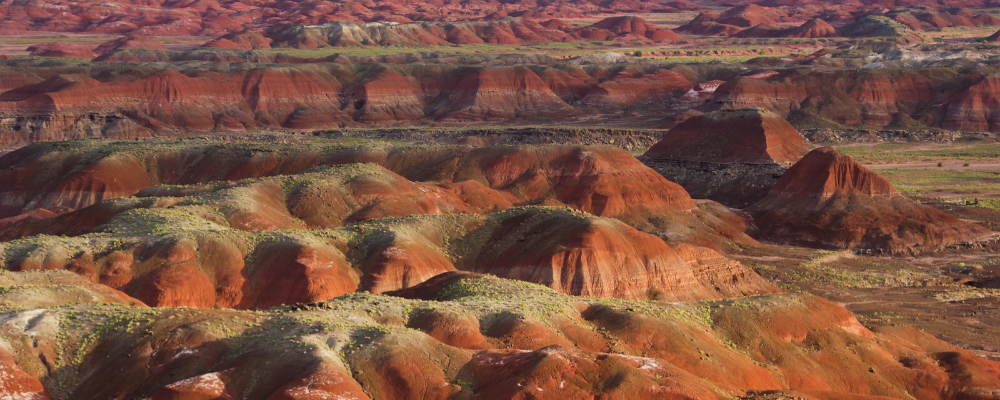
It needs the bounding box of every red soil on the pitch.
[201,30,273,50]
[442,66,578,121]
[887,8,1000,31]
[26,42,96,59]
[0,142,760,251]
[11,207,764,308]
[580,69,693,108]
[643,108,809,164]
[575,16,682,42]
[0,0,686,36]
[469,208,776,300]
[676,11,745,36]
[0,349,50,400]
[94,35,166,54]
[749,147,993,253]
[0,141,767,307]
[4,57,998,136]
[943,74,1000,132]
[263,17,677,49]
[715,4,793,28]
[0,266,994,400]
[0,269,145,308]
[734,18,839,38]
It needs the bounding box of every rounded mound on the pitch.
[643,108,809,164]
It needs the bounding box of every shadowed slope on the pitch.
[749,147,992,253]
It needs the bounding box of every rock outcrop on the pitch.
[0,205,773,307]
[201,30,273,50]
[676,11,744,36]
[26,42,96,59]
[4,56,1000,138]
[0,140,767,307]
[580,69,693,108]
[0,0,688,36]
[442,66,579,121]
[942,73,1000,132]
[748,147,993,254]
[94,34,166,54]
[715,4,791,28]
[0,269,145,308]
[264,17,679,48]
[645,108,808,164]
[0,273,997,400]
[641,109,809,207]
[574,16,682,42]
[885,7,1000,31]
[841,15,926,42]
[734,18,839,38]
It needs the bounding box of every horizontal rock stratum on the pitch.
[7,55,1000,140]
[643,108,808,165]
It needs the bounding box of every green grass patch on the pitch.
[836,142,1000,164]
[874,168,1000,196]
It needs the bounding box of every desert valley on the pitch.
[2,0,1000,399]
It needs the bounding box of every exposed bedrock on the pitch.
[640,108,808,207]
[748,147,994,254]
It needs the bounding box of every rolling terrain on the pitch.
[1,0,1000,399]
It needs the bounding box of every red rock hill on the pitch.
[749,147,992,253]
[94,35,166,54]
[643,108,808,164]
[26,42,96,59]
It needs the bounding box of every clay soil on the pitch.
[734,140,1000,361]
[735,241,1000,362]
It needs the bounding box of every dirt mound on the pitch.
[575,16,682,42]
[0,347,50,400]
[734,18,838,38]
[644,108,808,164]
[707,68,954,131]
[465,208,776,300]
[1,275,995,400]
[267,18,572,48]
[0,140,767,306]
[749,147,993,254]
[640,109,807,207]
[201,30,273,50]
[0,270,145,308]
[988,29,1000,42]
[2,56,990,138]
[842,15,926,42]
[94,35,166,54]
[0,0,684,36]
[885,8,1000,31]
[715,4,792,28]
[789,18,839,38]
[0,140,760,250]
[0,205,771,307]
[0,142,702,226]
[676,11,745,36]
[25,42,96,59]
[264,17,678,49]
[0,62,608,138]
[344,68,424,123]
